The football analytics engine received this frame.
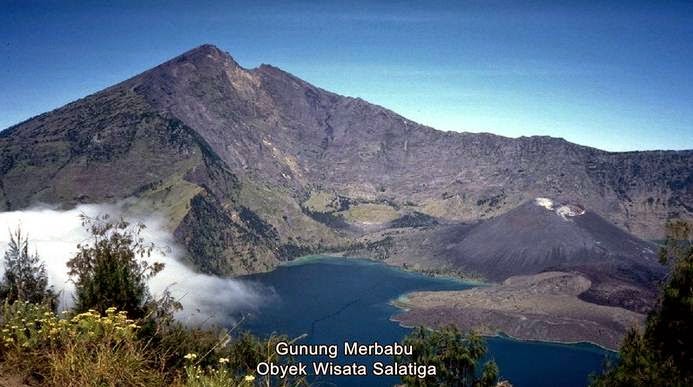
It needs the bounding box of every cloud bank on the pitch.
[0,204,271,325]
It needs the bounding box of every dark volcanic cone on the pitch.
[447,198,660,280]
[443,198,664,312]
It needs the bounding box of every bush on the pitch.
[0,227,56,309]
[183,357,252,387]
[591,221,693,386]
[67,214,164,318]
[0,301,165,385]
[180,332,307,387]
[396,325,499,387]
[0,214,306,386]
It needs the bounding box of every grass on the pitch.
[341,203,400,224]
[0,301,305,386]
[303,191,339,213]
[0,302,162,386]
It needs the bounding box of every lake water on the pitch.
[231,256,611,386]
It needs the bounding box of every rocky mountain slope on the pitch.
[1,44,691,277]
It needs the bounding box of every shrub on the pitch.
[0,301,165,385]
[396,325,499,387]
[180,332,307,387]
[0,227,56,309]
[591,220,693,386]
[183,357,250,387]
[0,214,306,386]
[67,214,164,318]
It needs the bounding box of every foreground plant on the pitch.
[180,332,307,387]
[591,221,693,386]
[0,215,307,386]
[67,214,165,319]
[396,325,499,387]
[0,301,164,385]
[0,227,56,309]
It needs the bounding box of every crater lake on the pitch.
[227,256,611,386]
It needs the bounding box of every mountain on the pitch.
[1,44,691,278]
[442,198,660,280]
[357,197,664,312]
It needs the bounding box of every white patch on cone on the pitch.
[535,197,554,210]
[535,198,585,220]
[556,205,585,219]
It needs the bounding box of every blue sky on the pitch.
[1,0,692,151]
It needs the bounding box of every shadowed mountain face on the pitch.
[445,199,666,312]
[443,199,661,281]
[0,44,691,278]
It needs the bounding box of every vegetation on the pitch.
[591,220,693,386]
[0,301,303,386]
[341,203,400,224]
[396,325,499,387]
[67,214,164,318]
[0,213,505,386]
[0,214,305,386]
[0,303,162,386]
[389,212,439,228]
[301,206,351,229]
[0,228,56,309]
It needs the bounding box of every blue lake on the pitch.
[233,256,611,386]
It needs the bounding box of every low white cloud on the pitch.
[0,203,271,325]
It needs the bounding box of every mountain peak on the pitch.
[1,44,689,246]
[159,43,240,71]
[184,43,225,57]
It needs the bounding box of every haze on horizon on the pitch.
[1,0,692,152]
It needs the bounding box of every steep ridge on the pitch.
[1,44,691,278]
[110,44,691,239]
[0,50,342,275]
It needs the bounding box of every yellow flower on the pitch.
[218,357,229,364]
[244,375,256,382]
[184,353,197,360]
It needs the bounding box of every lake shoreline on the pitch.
[285,253,487,286]
[240,255,611,387]
[280,255,620,351]
[389,271,645,351]
[388,300,618,353]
